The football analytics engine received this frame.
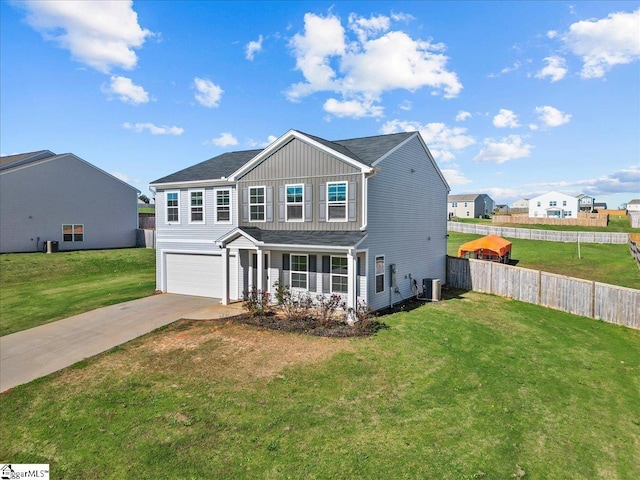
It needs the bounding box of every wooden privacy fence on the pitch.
[447,222,629,244]
[491,213,608,227]
[630,234,640,271]
[446,256,639,329]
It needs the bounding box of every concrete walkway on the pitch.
[0,294,245,392]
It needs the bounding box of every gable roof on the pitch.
[151,130,421,186]
[448,194,484,202]
[627,199,640,205]
[150,149,260,185]
[0,150,55,171]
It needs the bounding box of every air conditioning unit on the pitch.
[422,278,441,302]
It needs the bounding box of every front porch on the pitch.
[217,228,368,309]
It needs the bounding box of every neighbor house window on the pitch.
[286,184,304,221]
[565,211,572,217]
[331,256,348,293]
[166,191,179,223]
[62,224,84,242]
[290,254,308,289]
[562,200,567,206]
[249,186,265,221]
[537,201,541,207]
[327,182,347,221]
[452,202,457,207]
[549,201,557,207]
[375,255,385,294]
[189,190,204,223]
[216,189,231,223]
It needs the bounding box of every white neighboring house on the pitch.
[512,198,529,210]
[528,191,579,218]
[576,194,595,212]
[626,199,640,212]
[447,194,495,219]
[0,150,139,253]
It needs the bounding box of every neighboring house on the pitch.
[528,191,578,218]
[627,199,640,213]
[593,202,608,211]
[149,129,450,311]
[0,150,139,253]
[576,194,595,212]
[512,198,529,210]
[447,194,494,219]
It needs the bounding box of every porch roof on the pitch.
[217,227,367,250]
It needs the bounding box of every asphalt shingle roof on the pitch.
[448,194,483,202]
[0,150,55,171]
[151,130,417,184]
[233,227,367,248]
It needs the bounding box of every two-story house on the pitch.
[576,194,595,212]
[150,129,449,312]
[447,194,494,219]
[528,191,579,218]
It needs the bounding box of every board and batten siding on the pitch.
[237,138,363,231]
[0,155,138,253]
[360,135,449,311]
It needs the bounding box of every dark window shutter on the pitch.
[321,255,330,293]
[319,183,326,222]
[242,188,249,222]
[308,255,317,292]
[266,186,274,222]
[305,184,313,222]
[278,186,285,222]
[309,255,317,272]
[348,181,357,222]
[283,253,290,270]
[281,253,290,286]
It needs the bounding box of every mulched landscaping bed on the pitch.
[227,312,389,338]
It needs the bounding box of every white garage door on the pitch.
[166,253,226,298]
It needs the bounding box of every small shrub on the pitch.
[243,287,271,316]
[315,294,344,325]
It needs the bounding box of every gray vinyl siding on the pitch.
[360,136,448,311]
[0,155,138,253]
[237,138,362,230]
[154,186,238,292]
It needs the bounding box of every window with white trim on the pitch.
[286,184,304,221]
[249,186,265,222]
[290,254,308,289]
[189,190,204,223]
[331,256,348,293]
[375,255,385,294]
[62,224,84,242]
[549,200,557,207]
[216,189,231,223]
[166,191,179,223]
[327,182,347,221]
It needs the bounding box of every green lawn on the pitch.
[1,291,638,479]
[448,231,640,290]
[0,248,156,336]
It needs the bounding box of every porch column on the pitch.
[256,248,264,291]
[347,249,356,309]
[221,247,229,305]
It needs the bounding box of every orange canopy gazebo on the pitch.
[457,234,512,263]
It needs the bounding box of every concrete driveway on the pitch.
[0,294,244,392]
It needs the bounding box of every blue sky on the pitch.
[1,1,639,208]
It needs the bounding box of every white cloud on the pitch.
[101,76,149,104]
[455,110,471,122]
[474,135,533,163]
[399,100,412,111]
[245,35,263,61]
[535,56,568,82]
[535,105,571,127]
[527,165,640,195]
[19,0,152,73]
[210,132,238,147]
[493,109,520,128]
[441,166,471,186]
[323,97,384,118]
[286,12,462,117]
[246,135,278,148]
[111,171,137,183]
[381,119,475,161]
[123,122,183,135]
[561,8,640,79]
[193,77,223,107]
